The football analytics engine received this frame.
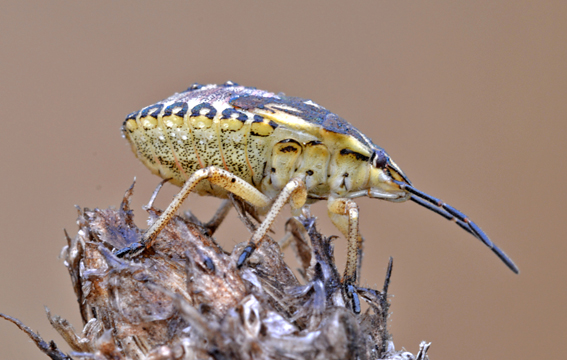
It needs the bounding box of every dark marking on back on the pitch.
[340,148,370,162]
[141,104,164,119]
[306,140,323,146]
[164,102,188,118]
[125,110,139,121]
[191,103,217,119]
[268,120,279,129]
[221,108,248,122]
[230,94,373,147]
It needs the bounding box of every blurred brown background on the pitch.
[0,1,565,359]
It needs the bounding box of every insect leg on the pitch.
[203,199,232,235]
[237,178,307,267]
[116,167,271,258]
[393,180,519,274]
[228,193,261,233]
[327,198,361,283]
[327,197,363,314]
[185,199,233,235]
[145,178,171,210]
[279,217,312,277]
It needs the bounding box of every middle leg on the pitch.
[237,177,307,267]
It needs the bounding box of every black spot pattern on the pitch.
[125,110,139,121]
[141,104,164,119]
[221,108,248,122]
[191,103,217,119]
[164,102,188,118]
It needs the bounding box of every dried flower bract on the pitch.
[2,182,430,360]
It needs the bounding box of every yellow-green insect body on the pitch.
[123,82,408,208]
[121,82,518,309]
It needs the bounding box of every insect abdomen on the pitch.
[123,104,276,195]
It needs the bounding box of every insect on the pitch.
[118,81,519,312]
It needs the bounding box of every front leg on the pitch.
[327,197,363,314]
[116,167,271,258]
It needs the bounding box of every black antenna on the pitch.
[392,180,519,274]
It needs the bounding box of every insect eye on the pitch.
[371,150,387,168]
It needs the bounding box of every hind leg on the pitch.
[116,167,271,258]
